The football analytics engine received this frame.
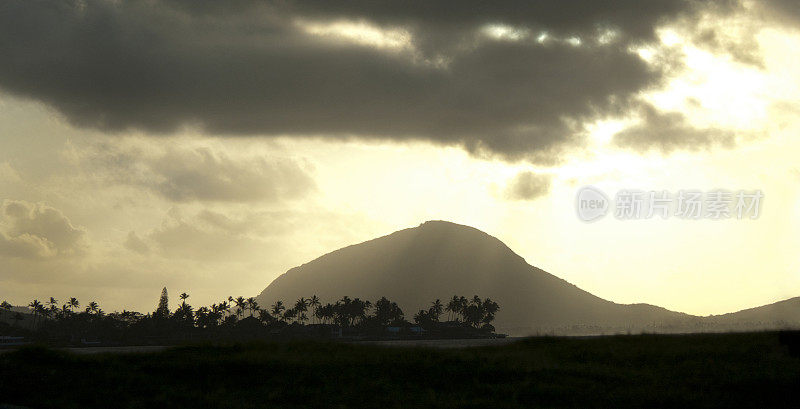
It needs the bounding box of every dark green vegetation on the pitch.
[0,292,500,346]
[2,332,800,408]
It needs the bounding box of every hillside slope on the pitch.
[256,221,692,334]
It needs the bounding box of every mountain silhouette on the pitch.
[256,220,797,335]
[706,297,800,325]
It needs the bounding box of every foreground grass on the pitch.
[2,332,799,408]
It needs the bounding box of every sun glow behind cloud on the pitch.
[297,19,413,51]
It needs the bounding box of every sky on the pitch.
[1,0,799,316]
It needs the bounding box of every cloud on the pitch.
[758,0,800,27]
[0,162,22,184]
[150,147,315,202]
[131,208,286,261]
[0,0,737,159]
[123,231,149,254]
[503,171,552,201]
[75,141,316,203]
[612,104,735,153]
[691,26,762,67]
[0,200,87,259]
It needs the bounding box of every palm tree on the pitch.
[234,296,246,320]
[39,305,52,321]
[309,295,321,323]
[294,298,308,324]
[446,295,460,321]
[322,303,337,324]
[414,309,431,325]
[429,299,443,322]
[246,297,258,317]
[314,303,327,324]
[457,296,468,321]
[482,298,500,325]
[28,299,42,329]
[336,296,356,326]
[47,297,58,311]
[58,304,71,319]
[179,292,190,305]
[218,300,231,319]
[174,302,193,325]
[251,300,260,316]
[68,297,79,312]
[356,299,371,325]
[194,306,209,328]
[283,307,297,324]
[270,301,286,322]
[86,301,99,315]
[207,303,223,326]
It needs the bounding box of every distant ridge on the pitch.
[256,221,798,335]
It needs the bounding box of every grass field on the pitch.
[2,332,799,408]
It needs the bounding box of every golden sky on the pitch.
[0,0,799,315]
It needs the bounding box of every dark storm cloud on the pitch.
[612,104,735,153]
[0,0,736,158]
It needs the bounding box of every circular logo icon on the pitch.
[576,186,609,222]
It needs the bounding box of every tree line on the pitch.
[0,289,500,342]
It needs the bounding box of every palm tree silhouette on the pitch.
[247,297,259,317]
[234,296,246,320]
[458,296,468,321]
[28,299,42,329]
[314,303,327,324]
[356,299,371,325]
[482,298,500,325]
[218,300,230,318]
[270,300,286,322]
[309,295,321,323]
[57,304,70,319]
[429,299,443,322]
[294,298,308,324]
[47,297,58,311]
[194,306,209,328]
[284,307,297,324]
[446,296,460,321]
[68,297,80,312]
[86,301,99,315]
